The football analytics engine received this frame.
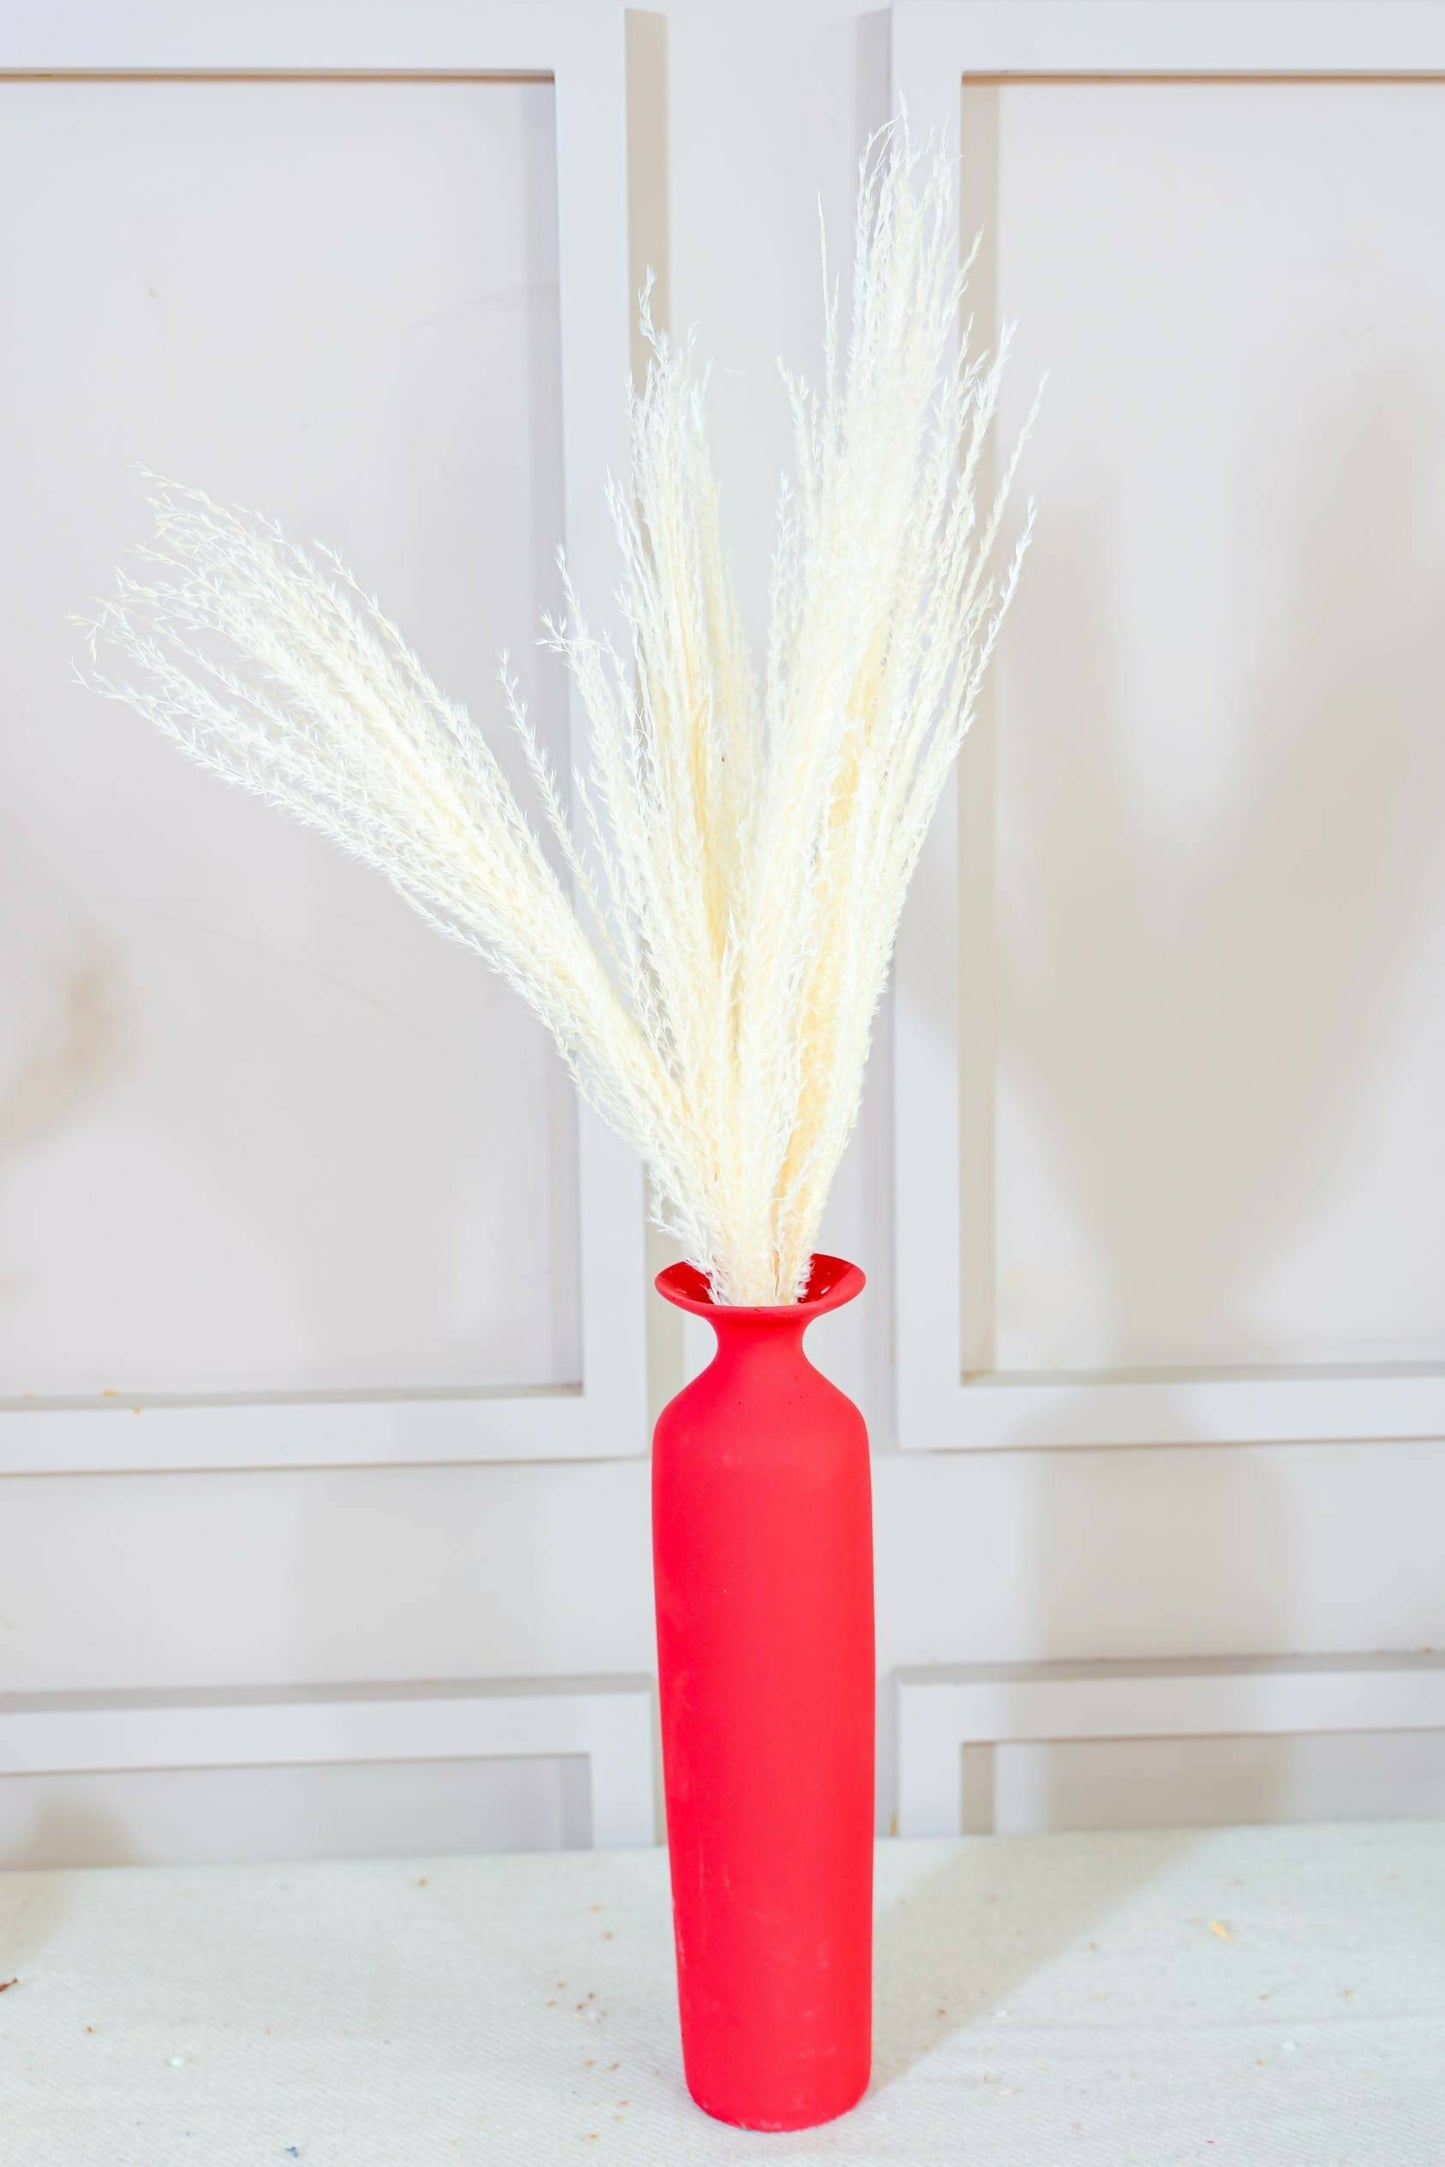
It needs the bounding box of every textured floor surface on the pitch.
[0,1821,1442,2163]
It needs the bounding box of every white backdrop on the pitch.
[1,0,1444,1864]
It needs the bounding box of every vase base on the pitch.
[685,2069,871,2133]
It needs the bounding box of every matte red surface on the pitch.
[652,1254,875,2131]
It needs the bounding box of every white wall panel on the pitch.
[982,1731,1445,1837]
[0,1759,588,1868]
[894,5,1445,1450]
[895,1654,1445,1835]
[0,1678,655,1863]
[978,78,1445,1378]
[0,1463,655,1693]
[0,76,578,1399]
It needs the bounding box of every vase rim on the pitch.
[655,1253,865,1321]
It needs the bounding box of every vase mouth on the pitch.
[655,1253,865,1321]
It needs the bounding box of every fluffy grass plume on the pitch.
[80,124,1034,1305]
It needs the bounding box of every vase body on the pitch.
[652,1254,874,2131]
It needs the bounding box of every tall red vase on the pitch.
[652,1253,874,2131]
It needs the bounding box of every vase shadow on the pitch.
[870,1825,1193,2089]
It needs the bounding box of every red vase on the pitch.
[652,1253,874,2130]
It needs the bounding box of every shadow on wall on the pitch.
[1000,365,1445,1379]
[1019,366,1445,1829]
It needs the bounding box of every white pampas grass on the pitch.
[80,124,1034,1305]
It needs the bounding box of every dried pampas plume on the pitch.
[79,123,1036,1305]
